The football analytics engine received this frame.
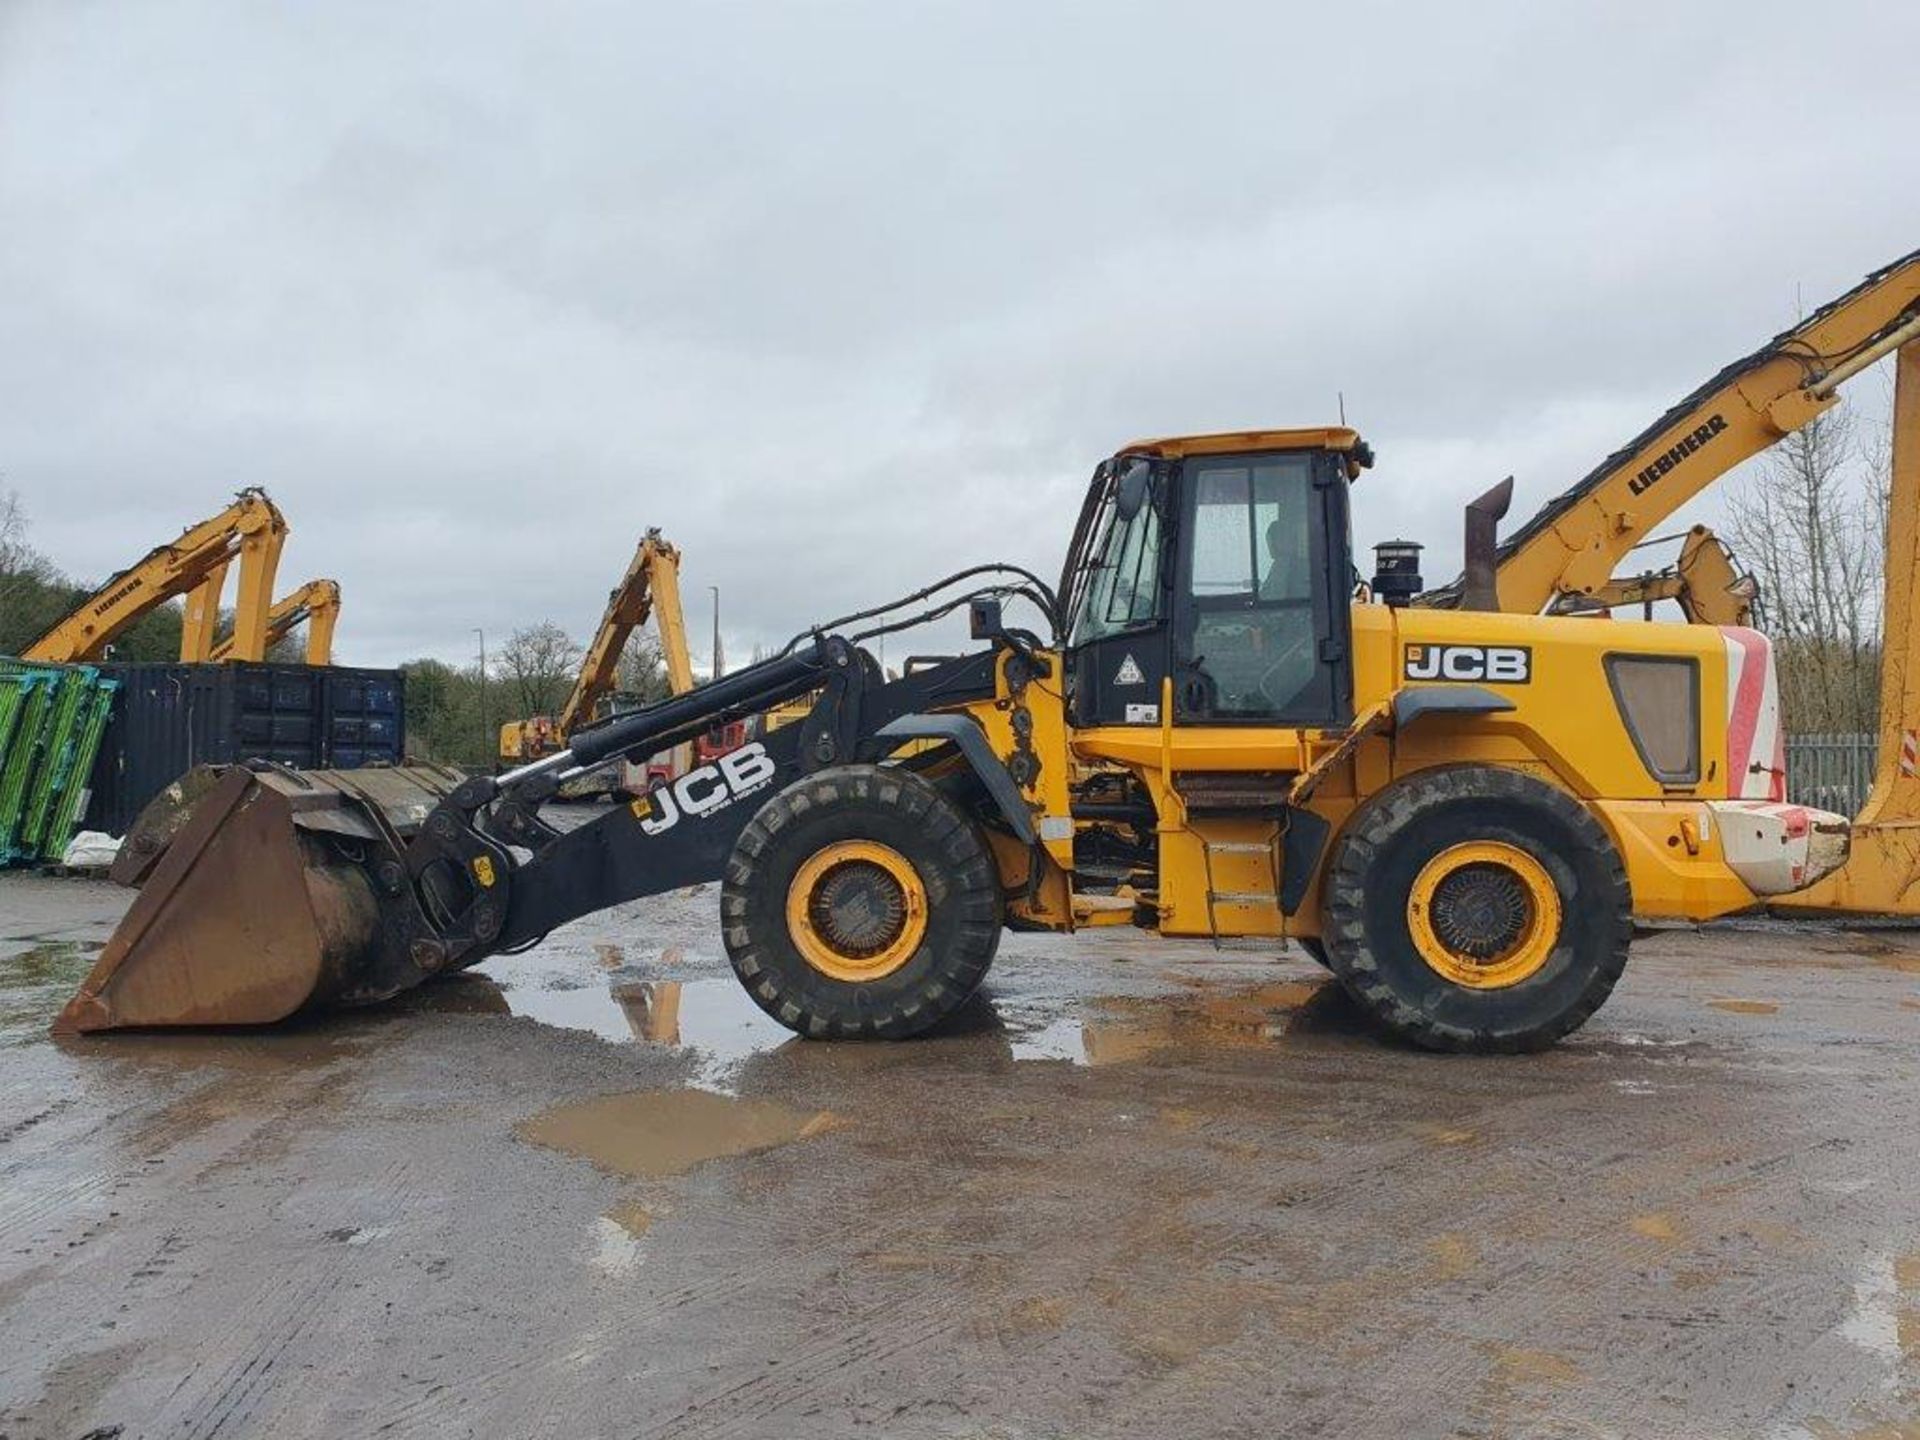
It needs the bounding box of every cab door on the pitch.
[1171,450,1353,727]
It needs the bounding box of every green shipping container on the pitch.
[0,658,120,866]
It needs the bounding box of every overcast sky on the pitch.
[3,1,1917,668]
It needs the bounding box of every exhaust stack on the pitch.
[1461,477,1514,612]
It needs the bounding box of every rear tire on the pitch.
[1321,765,1630,1053]
[722,765,1002,1039]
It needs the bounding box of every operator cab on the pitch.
[1059,429,1370,729]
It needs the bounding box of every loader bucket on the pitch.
[55,762,463,1035]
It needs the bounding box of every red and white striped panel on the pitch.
[1719,627,1783,801]
[1901,728,1919,779]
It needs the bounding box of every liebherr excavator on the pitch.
[57,249,1920,1053]
[25,489,288,664]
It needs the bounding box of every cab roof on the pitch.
[1117,426,1368,461]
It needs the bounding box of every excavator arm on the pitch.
[1556,525,1757,625]
[1430,248,1920,615]
[558,529,695,734]
[206,579,341,665]
[24,489,288,664]
[498,529,696,766]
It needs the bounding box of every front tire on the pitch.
[721,765,1002,1039]
[1321,766,1630,1053]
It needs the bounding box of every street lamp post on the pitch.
[474,627,488,766]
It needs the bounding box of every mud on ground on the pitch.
[3,869,1920,1438]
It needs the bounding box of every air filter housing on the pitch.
[1372,540,1424,607]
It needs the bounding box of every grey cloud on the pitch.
[3,0,1916,666]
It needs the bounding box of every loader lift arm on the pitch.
[25,489,289,664]
[1426,248,1920,614]
[58,563,1055,1032]
[205,579,341,665]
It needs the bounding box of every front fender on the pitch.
[869,714,1036,843]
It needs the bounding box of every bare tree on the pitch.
[614,629,673,703]
[498,621,582,718]
[0,485,62,648]
[1724,405,1884,733]
[0,486,27,573]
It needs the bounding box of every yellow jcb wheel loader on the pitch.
[62,247,1920,1052]
[58,450,1854,1052]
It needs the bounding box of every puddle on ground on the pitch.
[0,941,100,1047]
[605,1200,653,1237]
[1708,998,1780,1015]
[1630,1212,1681,1242]
[1837,1250,1917,1368]
[518,1087,839,1179]
[473,956,794,1085]
[1427,1233,1478,1280]
[466,947,1354,1075]
[590,1215,648,1277]
[1010,980,1337,1066]
[1480,1343,1583,1387]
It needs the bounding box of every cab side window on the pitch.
[1072,478,1163,643]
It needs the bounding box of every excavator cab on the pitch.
[1061,431,1364,731]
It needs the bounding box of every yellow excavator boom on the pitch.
[498,529,696,763]
[205,578,341,665]
[178,559,229,662]
[1443,248,1920,615]
[177,501,288,663]
[561,529,694,735]
[24,489,288,664]
[1775,338,1920,913]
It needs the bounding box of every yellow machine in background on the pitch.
[205,578,341,666]
[499,528,695,764]
[25,489,288,664]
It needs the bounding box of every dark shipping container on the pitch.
[84,662,406,836]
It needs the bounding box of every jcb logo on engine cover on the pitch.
[630,743,779,836]
[1404,644,1531,684]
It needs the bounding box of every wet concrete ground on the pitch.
[4,869,1920,1439]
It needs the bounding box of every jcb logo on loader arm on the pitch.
[630,743,779,836]
[1404,644,1532,684]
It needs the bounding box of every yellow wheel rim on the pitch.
[1407,841,1562,989]
[785,840,928,982]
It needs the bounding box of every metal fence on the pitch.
[1785,733,1877,817]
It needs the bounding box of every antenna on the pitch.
[1338,390,1347,426]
